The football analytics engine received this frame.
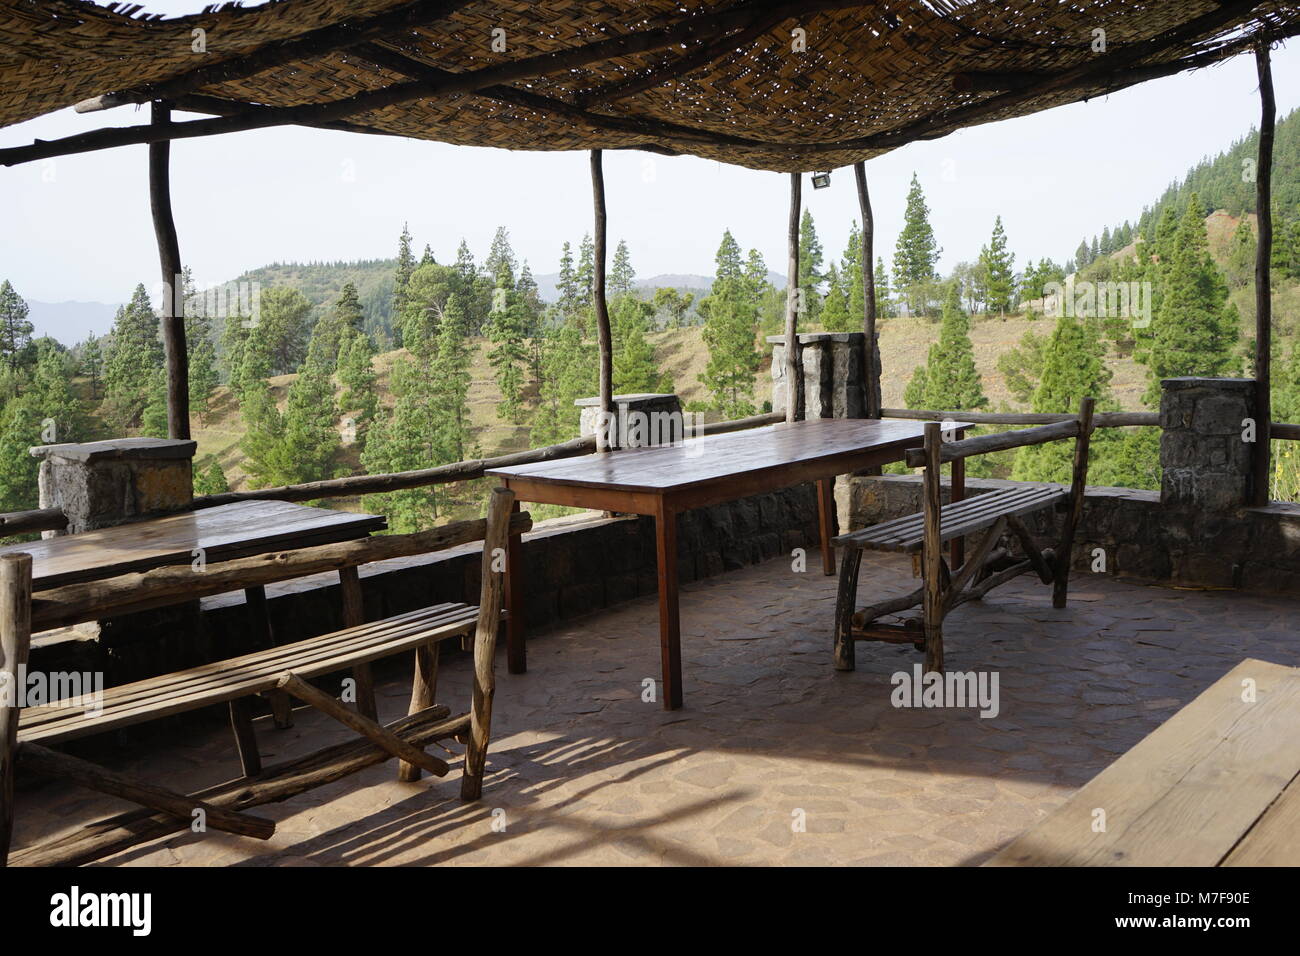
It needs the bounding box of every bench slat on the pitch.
[835,486,1065,553]
[18,604,480,745]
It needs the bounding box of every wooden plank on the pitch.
[1222,769,1300,866]
[988,659,1300,866]
[0,553,33,865]
[461,487,513,800]
[339,566,377,720]
[0,500,385,590]
[841,487,1064,552]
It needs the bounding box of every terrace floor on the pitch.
[14,552,1300,867]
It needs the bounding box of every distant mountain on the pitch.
[28,300,120,346]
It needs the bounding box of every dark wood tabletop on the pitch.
[488,417,950,494]
[0,500,386,590]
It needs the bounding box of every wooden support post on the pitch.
[1053,397,1095,608]
[149,101,190,441]
[854,161,882,421]
[227,696,262,777]
[277,671,450,777]
[654,503,683,711]
[784,171,802,423]
[921,424,944,673]
[1251,42,1275,507]
[832,546,862,671]
[590,149,614,452]
[0,552,32,866]
[338,565,377,720]
[461,487,514,800]
[950,427,966,568]
[397,640,441,782]
[505,497,526,674]
[247,585,293,729]
[817,477,836,576]
[19,742,274,839]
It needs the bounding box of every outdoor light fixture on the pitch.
[811,171,831,189]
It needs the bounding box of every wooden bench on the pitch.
[833,399,1095,673]
[0,487,528,867]
[988,658,1300,866]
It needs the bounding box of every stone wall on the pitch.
[30,485,821,686]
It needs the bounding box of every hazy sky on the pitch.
[2,3,1297,307]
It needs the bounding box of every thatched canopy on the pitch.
[1,0,1296,171]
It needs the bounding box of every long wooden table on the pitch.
[488,417,970,710]
[0,500,386,591]
[989,658,1300,866]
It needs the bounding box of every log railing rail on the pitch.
[0,508,67,536]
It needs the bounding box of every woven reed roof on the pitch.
[1,0,1297,172]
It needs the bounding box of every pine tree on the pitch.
[485,263,530,423]
[798,209,824,320]
[430,293,475,463]
[193,460,230,496]
[557,241,580,317]
[610,240,636,297]
[336,328,378,442]
[842,220,864,321]
[0,280,34,371]
[532,317,598,447]
[715,230,744,283]
[894,173,941,316]
[576,233,596,303]
[820,264,853,332]
[278,358,340,483]
[699,254,760,418]
[978,216,1016,314]
[184,273,220,422]
[484,227,518,286]
[392,222,416,320]
[874,256,892,318]
[305,283,362,370]
[104,283,164,431]
[612,295,671,394]
[79,335,104,400]
[249,286,312,375]
[1226,218,1256,289]
[911,285,987,411]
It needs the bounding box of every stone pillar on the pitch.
[31,437,197,536]
[1159,377,1255,511]
[768,332,868,419]
[576,393,685,449]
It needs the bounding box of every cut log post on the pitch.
[277,671,449,777]
[0,552,32,866]
[149,101,190,441]
[1005,514,1054,585]
[338,565,377,720]
[943,516,1008,612]
[1251,41,1275,507]
[784,171,802,423]
[833,546,862,671]
[854,161,882,422]
[247,584,295,730]
[905,419,1080,467]
[920,424,944,673]
[18,742,274,840]
[1053,397,1095,608]
[590,149,614,452]
[462,487,513,801]
[397,640,441,782]
[227,696,262,777]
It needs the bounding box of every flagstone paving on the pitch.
[13,551,1299,866]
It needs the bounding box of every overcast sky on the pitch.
[2,3,1297,308]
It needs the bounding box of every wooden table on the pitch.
[488,417,971,710]
[989,658,1300,866]
[0,500,386,591]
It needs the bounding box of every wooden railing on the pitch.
[0,507,67,536]
[190,411,784,509]
[881,407,1157,428]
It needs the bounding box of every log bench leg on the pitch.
[397,640,441,783]
[228,696,262,777]
[265,689,295,729]
[833,547,862,672]
[0,554,32,867]
[817,477,837,576]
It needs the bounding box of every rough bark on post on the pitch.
[590,149,614,451]
[854,161,882,420]
[1251,42,1274,507]
[0,552,33,866]
[149,101,190,441]
[784,171,801,423]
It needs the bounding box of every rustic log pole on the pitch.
[1053,397,1095,608]
[462,487,514,801]
[338,565,377,720]
[396,640,441,782]
[943,516,1008,610]
[950,427,966,568]
[0,553,32,866]
[12,705,462,867]
[905,419,1080,467]
[854,161,882,421]
[246,584,294,730]
[832,546,862,671]
[1005,514,1054,585]
[784,171,802,423]
[921,424,944,672]
[590,149,614,452]
[149,101,190,441]
[884,408,1155,428]
[18,742,274,839]
[276,671,450,777]
[31,512,533,632]
[1251,41,1275,507]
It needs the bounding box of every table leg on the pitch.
[506,498,526,674]
[655,506,683,711]
[817,477,837,576]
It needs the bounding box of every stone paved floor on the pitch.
[13,553,1300,866]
